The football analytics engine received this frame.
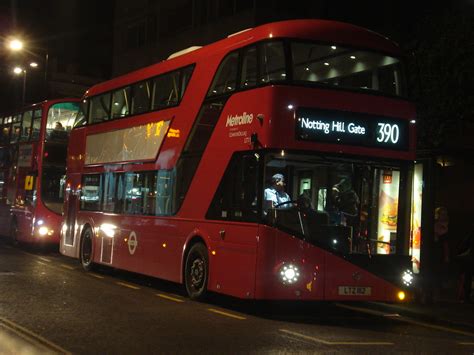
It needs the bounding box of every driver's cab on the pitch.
[262,151,409,257]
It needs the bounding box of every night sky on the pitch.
[0,0,473,125]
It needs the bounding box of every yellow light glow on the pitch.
[397,291,406,301]
[100,223,117,238]
[9,39,23,51]
[38,226,49,236]
[167,128,180,138]
[162,243,167,248]
[211,250,216,255]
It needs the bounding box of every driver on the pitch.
[264,173,291,212]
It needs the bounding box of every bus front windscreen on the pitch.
[263,152,410,256]
[46,102,82,141]
[291,41,406,97]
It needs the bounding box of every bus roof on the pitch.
[85,19,402,98]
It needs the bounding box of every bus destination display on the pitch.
[296,107,409,150]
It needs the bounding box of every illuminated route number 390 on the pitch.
[376,123,400,144]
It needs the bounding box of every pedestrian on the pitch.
[424,207,450,303]
[456,228,474,303]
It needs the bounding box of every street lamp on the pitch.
[12,62,39,105]
[6,37,49,97]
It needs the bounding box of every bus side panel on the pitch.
[202,222,258,299]
[255,225,326,300]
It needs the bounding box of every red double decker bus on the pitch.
[0,99,82,244]
[61,20,417,301]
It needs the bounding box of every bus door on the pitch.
[205,153,260,298]
[63,176,79,248]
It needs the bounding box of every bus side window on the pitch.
[207,52,238,96]
[31,110,42,141]
[131,81,152,115]
[90,93,111,124]
[240,46,258,88]
[20,110,33,141]
[111,87,131,118]
[260,41,286,83]
[180,66,194,99]
[206,153,259,222]
[80,174,102,211]
[151,71,180,110]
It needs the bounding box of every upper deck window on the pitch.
[90,93,111,124]
[112,87,131,118]
[208,52,238,96]
[46,102,81,141]
[84,65,194,125]
[291,42,405,97]
[151,71,181,110]
[260,41,286,83]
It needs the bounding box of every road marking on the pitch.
[36,261,47,266]
[280,329,393,346]
[116,281,140,290]
[336,303,474,338]
[60,264,75,270]
[156,293,185,303]
[90,273,104,279]
[458,342,474,345]
[37,257,51,263]
[207,308,246,320]
[0,317,70,354]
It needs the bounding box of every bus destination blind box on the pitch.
[295,107,409,150]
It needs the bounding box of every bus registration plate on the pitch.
[338,286,371,296]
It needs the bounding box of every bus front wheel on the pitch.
[80,227,94,271]
[184,243,208,300]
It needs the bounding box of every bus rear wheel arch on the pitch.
[184,242,209,300]
[80,225,94,271]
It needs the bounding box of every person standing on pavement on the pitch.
[456,228,474,303]
[425,207,451,303]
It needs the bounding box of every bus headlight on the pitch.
[402,270,414,286]
[38,226,49,236]
[279,264,300,284]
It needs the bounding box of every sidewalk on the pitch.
[367,299,474,331]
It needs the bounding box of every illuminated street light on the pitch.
[13,67,24,75]
[8,39,23,51]
[30,62,38,68]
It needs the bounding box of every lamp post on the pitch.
[13,66,27,105]
[13,62,39,105]
[7,38,49,98]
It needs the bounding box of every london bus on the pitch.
[0,99,82,244]
[61,20,417,302]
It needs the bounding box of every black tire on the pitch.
[184,243,209,300]
[10,219,19,246]
[80,227,94,271]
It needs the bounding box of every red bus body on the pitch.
[0,99,81,244]
[61,20,416,301]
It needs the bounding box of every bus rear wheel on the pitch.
[80,227,94,271]
[184,243,209,300]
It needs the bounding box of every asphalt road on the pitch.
[0,238,473,354]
